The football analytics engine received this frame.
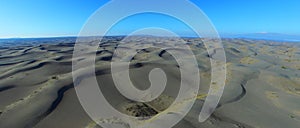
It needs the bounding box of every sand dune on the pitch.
[0,37,300,128]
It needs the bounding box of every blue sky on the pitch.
[0,0,299,38]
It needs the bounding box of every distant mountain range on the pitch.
[222,33,300,42]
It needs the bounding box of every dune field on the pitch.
[0,37,299,128]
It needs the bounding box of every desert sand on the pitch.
[0,37,300,128]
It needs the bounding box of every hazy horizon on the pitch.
[1,33,300,43]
